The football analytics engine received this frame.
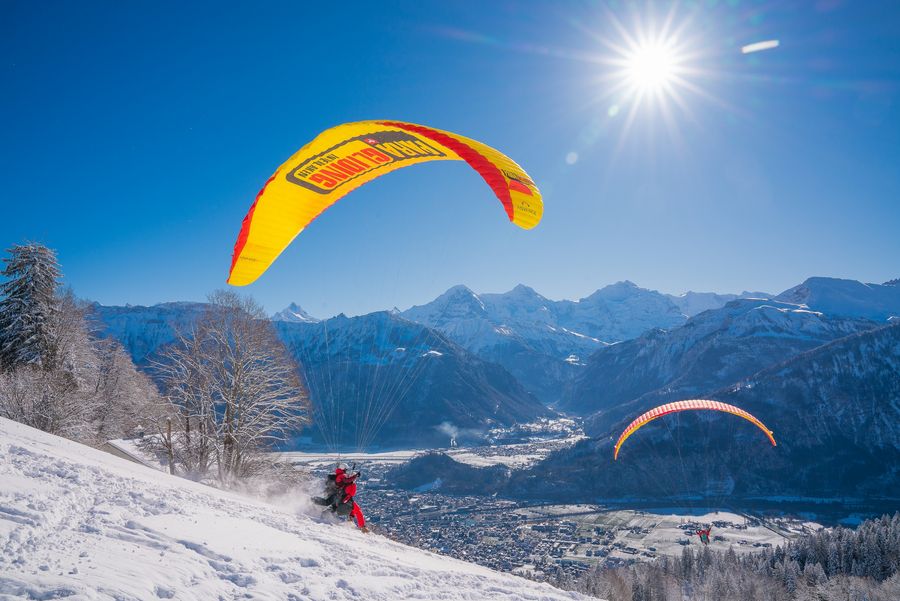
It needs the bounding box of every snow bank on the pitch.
[0,417,589,600]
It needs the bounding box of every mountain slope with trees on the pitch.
[550,512,900,601]
[560,298,880,416]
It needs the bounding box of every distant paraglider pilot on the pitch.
[696,526,712,545]
[313,463,368,533]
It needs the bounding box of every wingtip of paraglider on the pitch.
[226,273,251,287]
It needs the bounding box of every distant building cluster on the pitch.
[356,462,787,583]
[362,469,642,580]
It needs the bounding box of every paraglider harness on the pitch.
[314,464,361,520]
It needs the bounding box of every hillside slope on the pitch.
[532,323,900,501]
[0,418,587,601]
[561,299,877,415]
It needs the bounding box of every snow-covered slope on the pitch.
[775,276,900,322]
[561,298,879,415]
[665,290,771,317]
[0,417,587,601]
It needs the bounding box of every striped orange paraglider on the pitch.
[613,399,776,460]
[227,120,543,286]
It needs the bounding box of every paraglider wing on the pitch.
[227,120,543,286]
[613,399,776,460]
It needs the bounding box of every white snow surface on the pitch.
[0,417,590,601]
[775,276,900,322]
[666,290,771,318]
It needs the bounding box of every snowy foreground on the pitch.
[0,418,591,601]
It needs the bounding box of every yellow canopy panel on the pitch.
[228,120,543,286]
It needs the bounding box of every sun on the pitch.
[610,32,689,108]
[595,6,701,120]
[624,41,678,93]
[574,5,714,164]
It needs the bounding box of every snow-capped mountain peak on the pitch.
[501,283,548,301]
[271,302,319,323]
[437,284,486,309]
[581,280,642,303]
[401,282,687,404]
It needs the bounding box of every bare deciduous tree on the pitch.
[151,290,310,483]
[86,336,159,444]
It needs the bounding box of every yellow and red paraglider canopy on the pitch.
[228,120,543,286]
[613,399,776,460]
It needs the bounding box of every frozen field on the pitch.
[513,505,820,564]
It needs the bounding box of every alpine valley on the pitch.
[90,276,900,501]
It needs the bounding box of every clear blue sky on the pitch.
[3,1,899,317]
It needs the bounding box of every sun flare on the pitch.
[624,41,678,92]
[596,5,700,122]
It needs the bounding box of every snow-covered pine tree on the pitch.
[0,245,159,441]
[0,243,63,371]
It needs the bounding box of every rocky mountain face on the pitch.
[401,281,698,403]
[392,323,900,502]
[271,302,319,323]
[90,302,548,449]
[403,281,690,347]
[275,312,550,449]
[548,281,688,342]
[402,285,604,404]
[263,283,762,405]
[560,298,880,416]
[711,322,900,495]
[91,274,900,476]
